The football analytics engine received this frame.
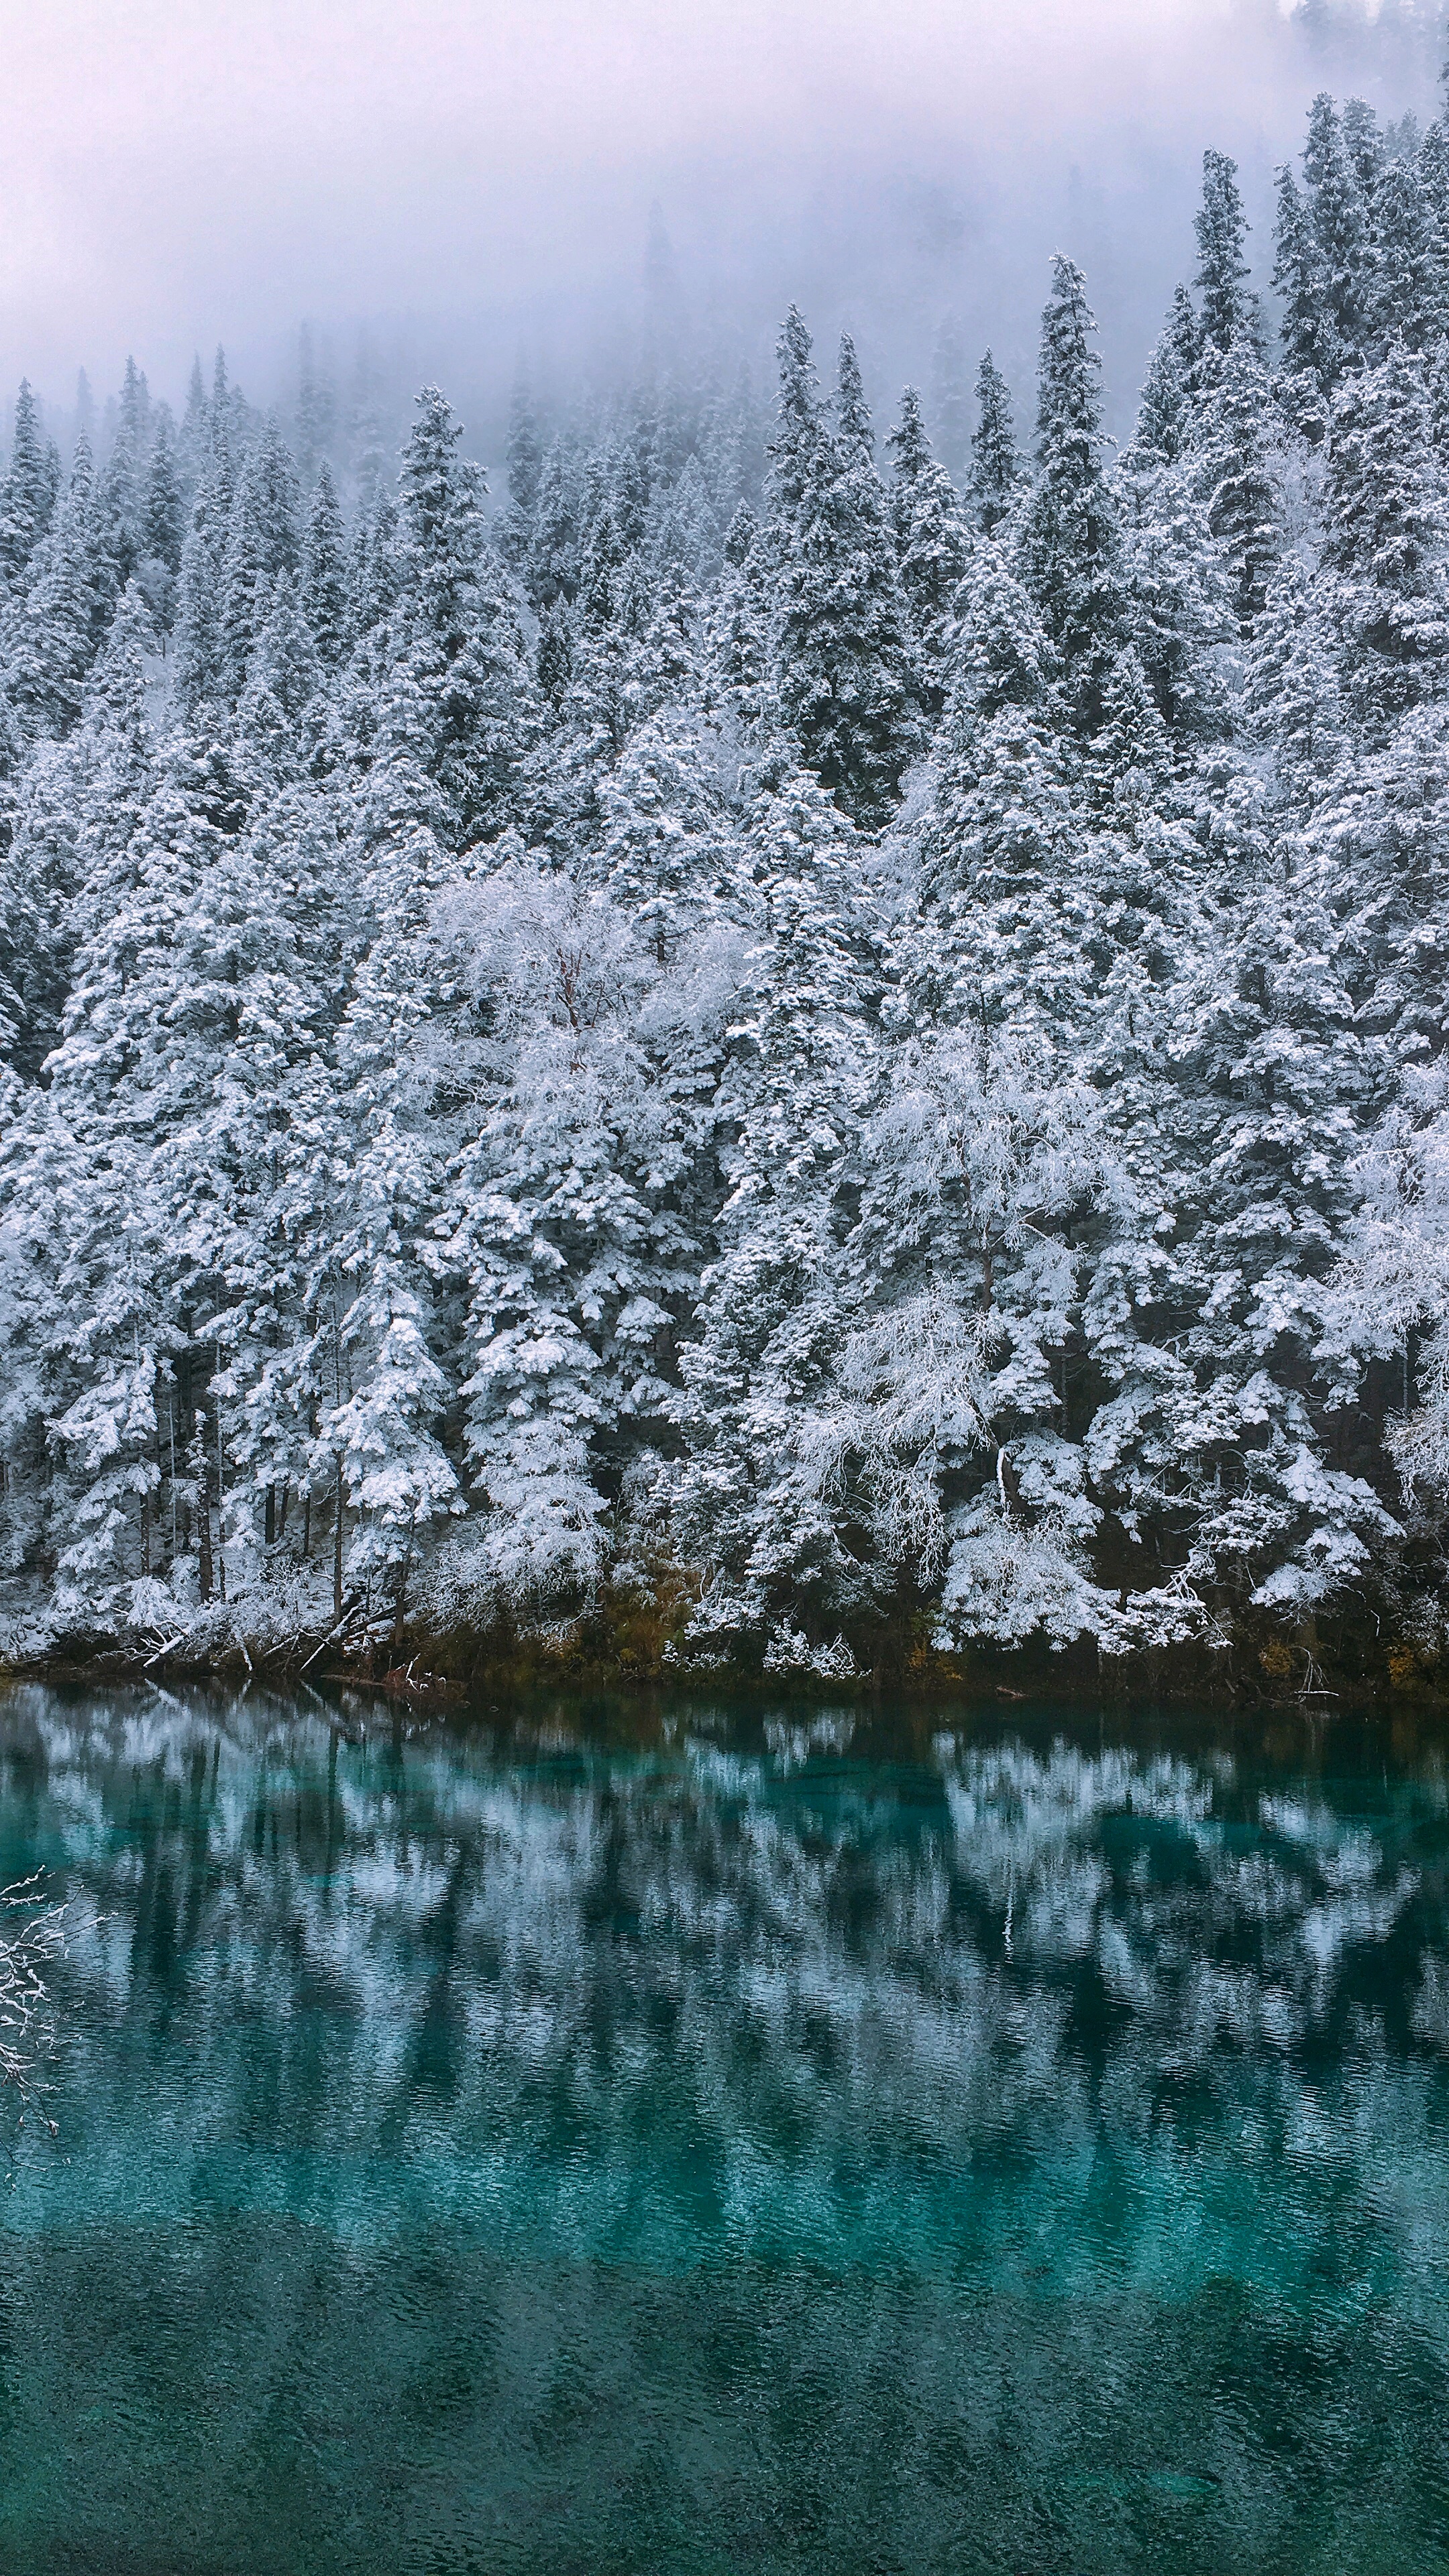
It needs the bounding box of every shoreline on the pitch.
[6,1593,1448,1718]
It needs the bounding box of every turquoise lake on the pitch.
[1,1682,1448,2573]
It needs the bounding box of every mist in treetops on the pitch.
[9,32,1449,1684]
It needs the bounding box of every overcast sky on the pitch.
[0,0,1442,431]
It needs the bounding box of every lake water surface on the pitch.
[1,1682,1448,2573]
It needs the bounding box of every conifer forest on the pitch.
[5,77,1449,1699]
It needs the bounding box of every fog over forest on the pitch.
[4,0,1449,452]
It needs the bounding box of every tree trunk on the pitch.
[392,1523,415,1656]
[215,1352,226,1602]
[194,1421,213,1603]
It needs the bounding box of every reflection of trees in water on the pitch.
[1,1685,1447,2290]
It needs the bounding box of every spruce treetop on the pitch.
[1194,150,1255,355]
[968,352,1028,534]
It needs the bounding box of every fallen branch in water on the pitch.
[0,1874,67,2136]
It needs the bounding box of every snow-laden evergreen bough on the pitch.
[4,83,1449,1690]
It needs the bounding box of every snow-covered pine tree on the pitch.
[1191,333,1284,636]
[434,857,713,1605]
[903,537,1085,1044]
[1343,95,1384,210]
[5,434,117,741]
[137,413,186,631]
[1120,773,1393,1628]
[1321,335,1449,729]
[1130,289,1203,468]
[709,502,774,737]
[1116,445,1234,739]
[967,352,1028,534]
[94,357,151,588]
[0,727,74,1082]
[1021,257,1124,731]
[0,384,60,598]
[347,484,400,643]
[1194,150,1258,359]
[219,419,301,701]
[1371,150,1440,352]
[1304,91,1371,370]
[766,319,922,822]
[841,1014,1123,1654]
[669,758,878,1645]
[301,460,349,667]
[886,385,971,712]
[367,386,536,851]
[1245,555,1347,800]
[528,438,583,608]
[1272,163,1338,432]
